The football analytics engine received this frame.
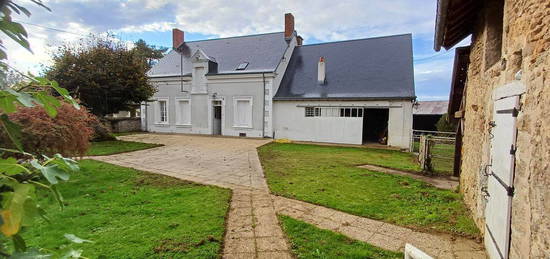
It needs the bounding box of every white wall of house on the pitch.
[144,72,277,138]
[265,35,297,137]
[273,100,413,148]
[143,35,297,139]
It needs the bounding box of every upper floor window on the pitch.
[305,107,363,118]
[484,0,504,68]
[236,62,249,70]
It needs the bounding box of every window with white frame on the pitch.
[304,107,363,118]
[305,107,315,117]
[233,97,252,128]
[156,98,168,124]
[175,99,191,125]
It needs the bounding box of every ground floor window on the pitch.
[305,107,363,118]
[156,98,168,124]
[176,99,191,125]
[233,97,253,128]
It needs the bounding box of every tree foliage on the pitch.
[436,113,458,132]
[1,1,91,257]
[46,35,156,116]
[3,103,95,157]
[132,39,167,70]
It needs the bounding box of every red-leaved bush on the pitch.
[3,103,96,157]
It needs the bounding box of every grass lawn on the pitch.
[259,143,479,237]
[112,131,145,137]
[413,142,455,175]
[87,140,163,156]
[430,143,455,174]
[20,160,231,258]
[280,215,402,259]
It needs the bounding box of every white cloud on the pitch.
[5,0,440,76]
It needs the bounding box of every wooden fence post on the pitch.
[418,135,433,172]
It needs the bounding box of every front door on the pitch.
[213,102,222,135]
[485,95,519,259]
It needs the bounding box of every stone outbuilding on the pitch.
[434,0,549,258]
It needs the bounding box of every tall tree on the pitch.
[46,35,156,116]
[132,39,168,70]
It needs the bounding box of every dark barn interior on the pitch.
[413,114,443,131]
[362,109,389,144]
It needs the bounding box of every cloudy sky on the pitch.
[6,0,468,100]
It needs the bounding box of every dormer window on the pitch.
[236,62,249,70]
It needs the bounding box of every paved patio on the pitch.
[92,133,484,259]
[92,133,292,259]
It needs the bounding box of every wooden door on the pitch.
[485,95,519,259]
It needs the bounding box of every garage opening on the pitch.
[362,109,389,144]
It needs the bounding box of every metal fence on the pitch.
[411,130,456,175]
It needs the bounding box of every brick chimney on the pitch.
[284,13,294,41]
[172,28,184,49]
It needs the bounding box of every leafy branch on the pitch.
[1,1,91,258]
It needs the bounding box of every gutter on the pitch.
[273,96,416,101]
[205,71,274,76]
[434,0,450,51]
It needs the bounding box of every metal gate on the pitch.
[485,95,519,259]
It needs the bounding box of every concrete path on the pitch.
[91,134,293,259]
[273,195,485,258]
[92,133,483,259]
[358,164,460,190]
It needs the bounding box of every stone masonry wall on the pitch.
[459,0,549,258]
[105,117,142,133]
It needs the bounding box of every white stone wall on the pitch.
[145,73,275,138]
[273,100,413,148]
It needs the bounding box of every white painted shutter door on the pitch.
[485,95,519,259]
[235,100,251,127]
[179,101,190,124]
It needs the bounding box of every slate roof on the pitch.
[274,34,415,100]
[413,101,449,115]
[148,32,289,77]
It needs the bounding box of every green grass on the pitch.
[19,160,231,258]
[259,143,479,237]
[413,142,455,175]
[112,131,144,137]
[280,215,402,259]
[87,140,163,156]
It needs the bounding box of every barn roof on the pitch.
[413,101,449,115]
[148,32,289,77]
[274,34,415,101]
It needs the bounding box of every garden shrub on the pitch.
[2,103,95,157]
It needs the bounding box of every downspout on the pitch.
[180,49,184,92]
[144,102,148,131]
[262,73,265,138]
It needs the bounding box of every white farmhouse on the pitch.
[143,13,415,148]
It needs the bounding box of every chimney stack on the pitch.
[172,28,184,49]
[296,35,303,46]
[318,57,326,84]
[284,13,294,40]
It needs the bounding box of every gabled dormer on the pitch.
[190,49,217,94]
